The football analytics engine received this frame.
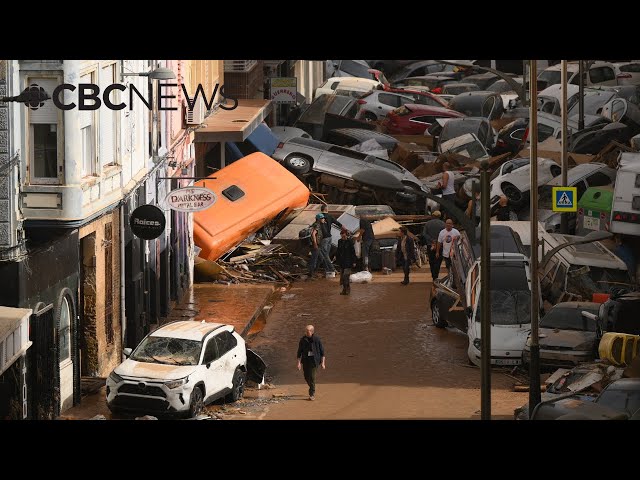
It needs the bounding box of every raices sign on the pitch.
[164,186,217,212]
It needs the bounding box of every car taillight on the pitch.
[522,127,529,144]
[358,99,367,105]
[617,73,633,79]
[496,139,506,147]
[277,142,284,149]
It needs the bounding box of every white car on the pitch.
[315,77,380,100]
[106,320,248,418]
[490,157,561,209]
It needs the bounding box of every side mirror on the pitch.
[123,348,132,358]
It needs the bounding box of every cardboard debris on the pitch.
[372,217,402,239]
[194,257,229,281]
[390,134,435,149]
[390,142,438,172]
[517,137,594,166]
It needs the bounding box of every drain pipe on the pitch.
[120,203,126,355]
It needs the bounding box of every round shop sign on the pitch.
[165,186,217,213]
[130,204,166,240]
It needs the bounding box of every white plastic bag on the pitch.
[350,271,373,283]
[354,239,362,259]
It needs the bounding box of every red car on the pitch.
[383,104,465,135]
[383,86,450,109]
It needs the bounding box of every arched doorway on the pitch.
[58,295,74,412]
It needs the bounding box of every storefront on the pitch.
[0,307,32,420]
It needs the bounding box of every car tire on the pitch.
[284,155,312,175]
[501,182,523,204]
[188,386,204,418]
[363,112,377,123]
[225,368,247,403]
[431,298,447,328]
[550,165,561,177]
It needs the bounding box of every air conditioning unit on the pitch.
[185,96,205,125]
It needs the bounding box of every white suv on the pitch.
[106,321,247,418]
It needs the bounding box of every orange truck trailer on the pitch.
[194,152,310,261]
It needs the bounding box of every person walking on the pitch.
[309,214,336,278]
[466,192,481,226]
[422,210,445,287]
[335,227,357,295]
[356,216,375,272]
[319,205,341,268]
[437,162,457,220]
[296,325,326,401]
[436,219,461,273]
[396,226,417,285]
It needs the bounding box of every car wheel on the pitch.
[431,298,447,328]
[188,386,204,418]
[550,165,561,177]
[284,155,312,175]
[363,112,377,123]
[225,368,247,403]
[501,182,523,204]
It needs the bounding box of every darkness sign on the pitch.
[130,204,166,240]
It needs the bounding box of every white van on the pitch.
[315,77,380,100]
[610,152,640,236]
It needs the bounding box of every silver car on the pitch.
[272,137,428,195]
[356,90,419,122]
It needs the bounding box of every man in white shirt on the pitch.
[436,219,461,272]
[436,162,456,220]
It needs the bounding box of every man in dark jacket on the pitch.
[396,226,417,285]
[296,325,326,401]
[422,210,445,283]
[335,227,357,295]
[494,195,518,221]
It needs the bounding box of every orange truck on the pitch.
[194,152,310,261]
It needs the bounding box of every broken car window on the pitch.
[131,336,203,366]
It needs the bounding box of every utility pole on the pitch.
[578,60,585,130]
[480,159,491,420]
[529,60,542,416]
[560,60,569,234]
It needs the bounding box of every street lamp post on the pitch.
[560,60,569,235]
[480,159,491,421]
[528,60,542,417]
[539,231,614,272]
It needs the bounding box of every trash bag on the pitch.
[350,271,373,283]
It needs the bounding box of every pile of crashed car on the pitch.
[185,59,640,419]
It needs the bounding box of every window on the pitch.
[620,63,640,73]
[100,63,118,167]
[330,82,340,90]
[59,296,71,363]
[576,180,588,200]
[80,72,96,177]
[586,171,614,187]
[590,67,615,84]
[203,338,219,364]
[634,196,640,211]
[569,72,587,85]
[28,77,61,184]
[551,263,567,297]
[214,331,237,357]
[410,115,435,124]
[537,123,555,142]
[378,93,401,107]
[338,61,371,79]
[399,96,415,106]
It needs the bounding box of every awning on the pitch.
[0,306,33,376]
[194,99,272,143]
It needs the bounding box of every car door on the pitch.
[201,335,225,397]
[214,331,240,389]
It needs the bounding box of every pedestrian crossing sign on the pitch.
[552,187,578,212]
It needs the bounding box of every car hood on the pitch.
[115,359,198,381]
[538,328,595,349]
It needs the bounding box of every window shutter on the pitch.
[79,73,93,129]
[29,78,58,124]
[100,65,116,165]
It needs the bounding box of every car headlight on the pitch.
[109,371,124,384]
[165,377,189,389]
[473,338,481,351]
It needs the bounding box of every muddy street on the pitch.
[237,272,528,420]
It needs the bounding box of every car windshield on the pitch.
[440,119,483,144]
[566,266,632,298]
[540,306,600,331]
[568,91,617,116]
[339,60,371,78]
[476,263,531,325]
[488,80,514,93]
[596,386,640,416]
[445,139,487,160]
[131,336,202,366]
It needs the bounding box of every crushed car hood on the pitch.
[539,328,596,349]
[115,359,197,380]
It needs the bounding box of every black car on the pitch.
[598,290,640,336]
[294,94,360,140]
[462,72,501,90]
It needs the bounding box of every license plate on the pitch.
[583,215,600,231]
[494,358,521,366]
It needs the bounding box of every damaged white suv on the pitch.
[106,321,248,418]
